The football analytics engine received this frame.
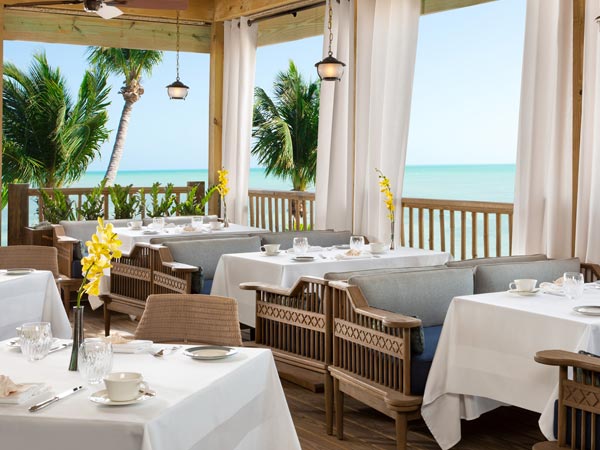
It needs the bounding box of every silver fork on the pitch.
[151,346,180,358]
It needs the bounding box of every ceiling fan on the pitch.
[7,0,189,20]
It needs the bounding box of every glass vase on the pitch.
[223,202,230,228]
[390,220,395,250]
[68,305,85,371]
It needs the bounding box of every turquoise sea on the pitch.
[0,164,516,245]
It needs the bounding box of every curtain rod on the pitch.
[237,0,346,27]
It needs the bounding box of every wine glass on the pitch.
[563,272,584,300]
[293,237,309,255]
[349,235,365,252]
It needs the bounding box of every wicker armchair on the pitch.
[328,280,422,450]
[0,245,77,312]
[240,277,333,434]
[134,294,242,346]
[104,243,197,335]
[533,350,600,450]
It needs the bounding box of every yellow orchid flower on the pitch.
[76,217,122,308]
[375,169,396,223]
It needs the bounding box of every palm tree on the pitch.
[252,60,320,191]
[3,52,110,197]
[87,47,163,185]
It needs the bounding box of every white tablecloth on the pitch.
[0,271,71,340]
[211,247,451,326]
[0,344,300,450]
[422,288,600,449]
[114,223,265,255]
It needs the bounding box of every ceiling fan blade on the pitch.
[7,0,83,7]
[95,4,122,19]
[108,0,188,10]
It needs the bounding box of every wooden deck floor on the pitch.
[85,308,544,450]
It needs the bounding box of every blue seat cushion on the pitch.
[71,260,83,279]
[553,400,600,449]
[201,279,213,295]
[410,325,442,395]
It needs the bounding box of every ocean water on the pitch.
[1,164,516,246]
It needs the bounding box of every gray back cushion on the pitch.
[164,236,261,279]
[149,233,251,245]
[260,230,352,249]
[474,258,581,294]
[446,254,547,268]
[60,219,131,243]
[324,265,446,281]
[348,267,474,327]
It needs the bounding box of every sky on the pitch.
[3,0,526,172]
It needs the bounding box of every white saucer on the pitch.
[293,255,315,262]
[3,268,35,276]
[260,251,281,257]
[508,288,540,296]
[89,389,154,406]
[573,305,600,316]
[184,345,238,360]
[143,230,159,235]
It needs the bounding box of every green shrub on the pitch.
[77,180,106,220]
[173,184,217,216]
[109,184,140,219]
[37,189,75,223]
[146,182,176,218]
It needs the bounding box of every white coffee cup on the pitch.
[209,221,222,230]
[261,244,280,255]
[509,279,537,292]
[103,372,149,402]
[369,242,388,253]
[127,220,142,230]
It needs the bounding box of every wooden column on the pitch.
[0,9,4,245]
[572,0,585,256]
[7,183,29,245]
[208,21,224,215]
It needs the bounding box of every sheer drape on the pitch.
[222,18,258,225]
[315,0,354,231]
[575,0,600,263]
[512,0,572,258]
[353,0,420,243]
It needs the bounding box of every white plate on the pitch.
[292,255,315,262]
[573,305,600,316]
[3,268,35,276]
[183,346,238,360]
[369,249,388,255]
[142,230,159,235]
[508,288,540,296]
[89,389,155,406]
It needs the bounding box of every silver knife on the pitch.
[29,386,84,412]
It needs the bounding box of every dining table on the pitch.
[0,343,300,450]
[0,270,71,341]
[114,223,266,256]
[211,246,452,327]
[421,285,600,449]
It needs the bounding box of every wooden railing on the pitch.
[7,182,205,245]
[248,189,315,232]
[400,198,514,259]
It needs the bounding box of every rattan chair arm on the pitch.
[56,235,79,244]
[354,306,422,328]
[581,262,600,279]
[535,349,600,372]
[240,276,327,295]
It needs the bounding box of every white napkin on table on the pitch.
[0,376,47,404]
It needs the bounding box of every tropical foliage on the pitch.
[2,52,111,205]
[108,183,140,219]
[87,47,163,185]
[174,184,218,216]
[146,182,175,218]
[78,180,107,220]
[252,60,320,191]
[38,189,76,223]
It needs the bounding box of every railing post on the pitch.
[7,183,30,245]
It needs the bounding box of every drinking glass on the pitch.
[293,237,309,255]
[191,216,203,229]
[78,339,113,385]
[349,235,365,251]
[19,322,52,362]
[152,217,165,231]
[563,272,584,300]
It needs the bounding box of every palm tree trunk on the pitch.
[104,99,135,185]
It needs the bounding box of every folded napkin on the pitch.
[540,282,564,295]
[0,376,47,404]
[334,253,372,261]
[112,340,153,354]
[103,332,133,345]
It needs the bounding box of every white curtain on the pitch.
[353,0,420,243]
[315,0,354,231]
[222,18,258,225]
[575,0,600,263]
[512,0,572,258]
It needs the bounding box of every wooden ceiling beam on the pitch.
[3,8,211,52]
[257,4,323,46]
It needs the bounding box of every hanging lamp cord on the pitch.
[327,0,333,56]
[176,10,181,81]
